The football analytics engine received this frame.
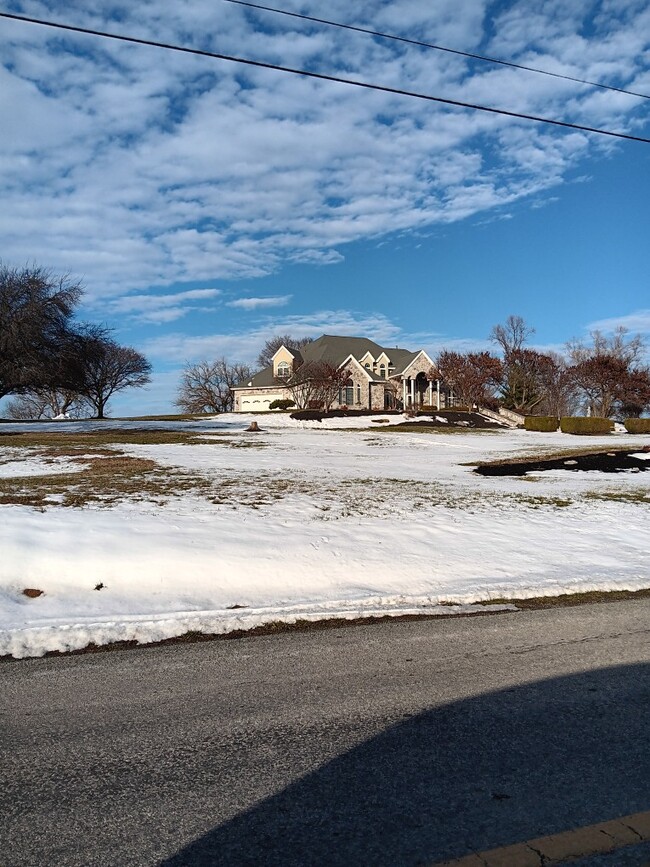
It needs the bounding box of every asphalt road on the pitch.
[2,600,649,866]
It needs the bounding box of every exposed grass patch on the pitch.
[507,495,574,508]
[584,489,650,504]
[0,451,211,508]
[0,429,216,449]
[228,439,268,448]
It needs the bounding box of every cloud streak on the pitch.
[227,295,292,310]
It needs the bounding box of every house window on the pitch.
[339,378,354,405]
[379,364,386,379]
[356,384,361,404]
[277,361,290,378]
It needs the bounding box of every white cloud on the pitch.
[143,309,406,364]
[227,295,292,310]
[106,288,221,323]
[586,310,650,335]
[0,0,647,311]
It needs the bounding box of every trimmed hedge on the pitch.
[560,416,613,435]
[624,418,650,434]
[524,416,559,432]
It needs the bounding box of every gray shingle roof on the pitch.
[235,334,426,389]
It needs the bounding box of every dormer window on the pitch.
[277,361,290,378]
[379,364,386,379]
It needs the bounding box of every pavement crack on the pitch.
[526,844,548,865]
[621,822,644,841]
[509,627,650,655]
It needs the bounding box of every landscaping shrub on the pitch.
[524,416,559,432]
[560,417,613,435]
[624,418,650,434]
[269,399,295,411]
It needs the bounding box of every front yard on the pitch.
[1,413,648,658]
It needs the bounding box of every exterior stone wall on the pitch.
[334,364,371,409]
[370,382,389,410]
[404,354,437,379]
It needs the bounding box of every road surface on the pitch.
[2,600,649,865]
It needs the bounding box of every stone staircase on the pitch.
[478,407,525,428]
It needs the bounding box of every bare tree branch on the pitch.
[175,358,252,414]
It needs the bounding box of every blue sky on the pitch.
[1,0,649,414]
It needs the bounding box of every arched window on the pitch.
[276,361,290,378]
[379,364,386,379]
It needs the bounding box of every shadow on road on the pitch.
[161,663,650,866]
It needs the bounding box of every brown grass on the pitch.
[0,429,214,449]
[0,451,211,508]
[490,588,650,609]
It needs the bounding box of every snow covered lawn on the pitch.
[1,414,649,658]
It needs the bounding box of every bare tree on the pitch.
[490,316,544,411]
[567,327,645,367]
[175,358,253,414]
[283,360,323,410]
[490,315,535,356]
[313,363,351,412]
[534,353,580,417]
[281,361,349,411]
[75,336,152,419]
[256,334,313,369]
[436,351,503,409]
[499,348,553,413]
[0,263,83,398]
[3,388,91,420]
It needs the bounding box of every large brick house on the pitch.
[232,334,446,412]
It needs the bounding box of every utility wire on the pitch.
[1,10,649,144]
[224,0,650,101]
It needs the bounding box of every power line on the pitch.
[224,0,650,102]
[1,10,649,144]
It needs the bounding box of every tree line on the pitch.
[437,315,650,419]
[1,264,151,419]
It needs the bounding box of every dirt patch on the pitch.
[475,447,650,476]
